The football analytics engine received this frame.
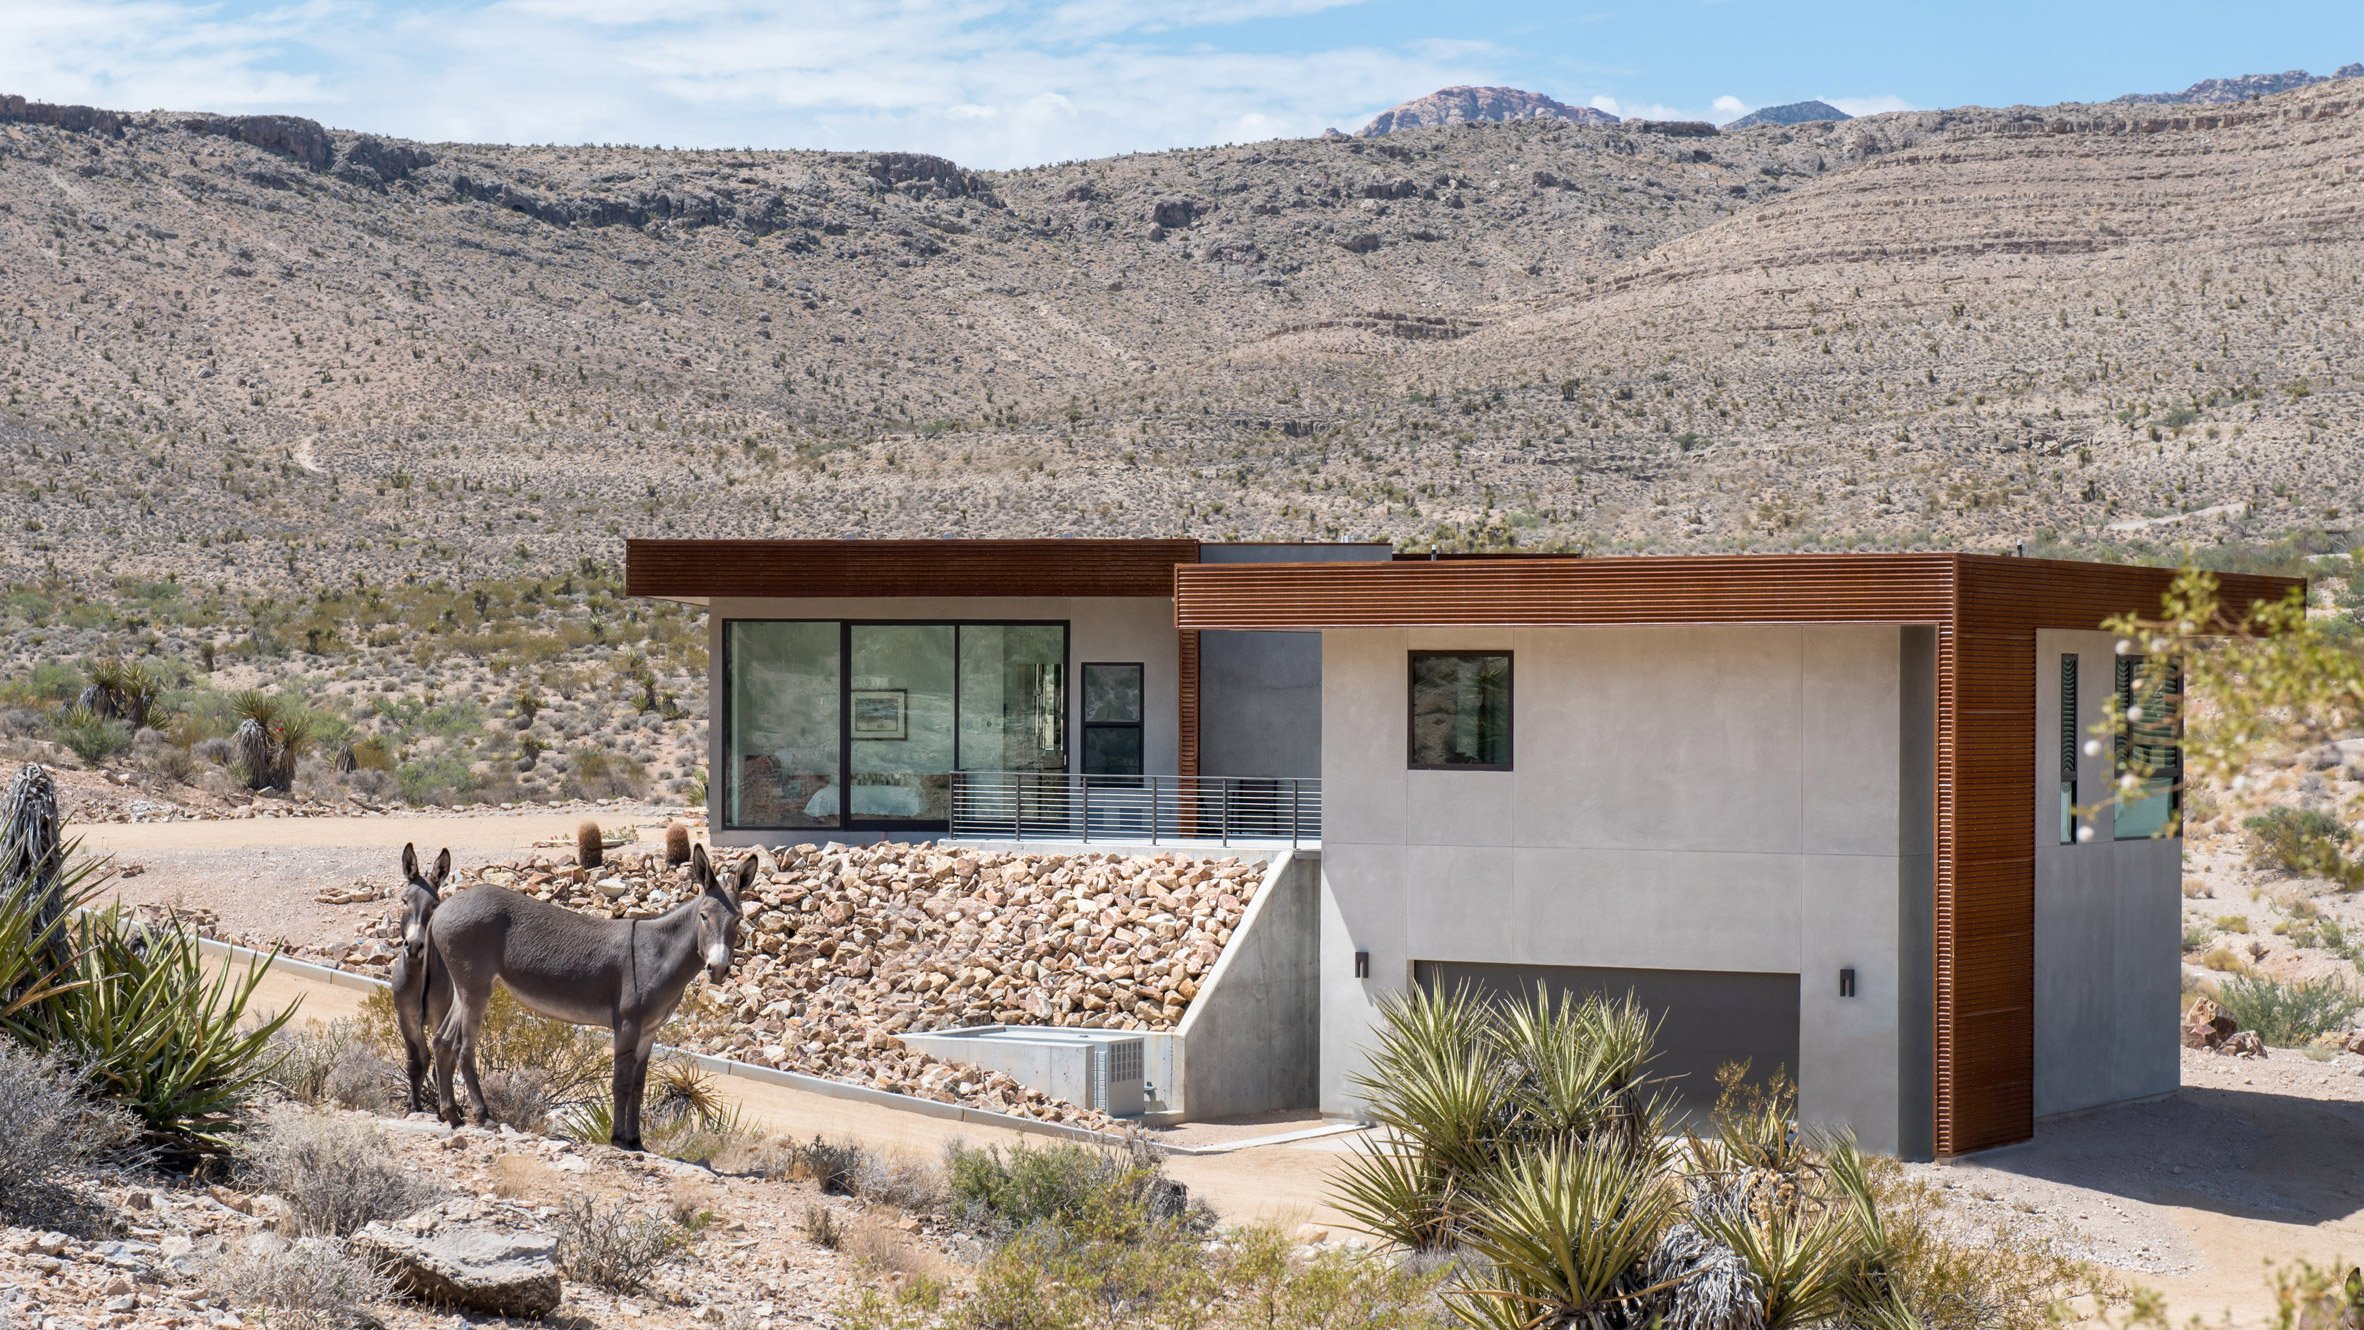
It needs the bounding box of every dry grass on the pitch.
[235,1108,440,1237]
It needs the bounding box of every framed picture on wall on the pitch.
[849,688,908,741]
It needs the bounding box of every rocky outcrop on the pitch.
[180,114,335,170]
[1360,85,1617,136]
[352,1204,562,1319]
[0,94,123,137]
[1727,100,1852,129]
[336,136,435,188]
[865,152,999,204]
[2115,64,2363,106]
[2181,997,2238,1050]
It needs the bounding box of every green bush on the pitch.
[2215,974,2363,1046]
[2243,806,2354,882]
[395,751,479,805]
[53,706,132,763]
[944,1139,1198,1241]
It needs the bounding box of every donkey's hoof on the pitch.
[610,1135,644,1153]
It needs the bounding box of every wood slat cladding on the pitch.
[1175,554,1960,629]
[1178,630,1202,780]
[1180,552,2302,1157]
[627,538,1202,601]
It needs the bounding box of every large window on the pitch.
[1408,651,1512,770]
[1081,663,1146,776]
[2114,654,2181,840]
[723,620,1065,830]
[725,621,840,830]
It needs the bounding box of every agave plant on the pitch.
[1334,983,1511,1249]
[24,911,292,1158]
[1452,1137,1683,1330]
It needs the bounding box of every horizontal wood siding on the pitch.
[1175,554,1958,628]
[627,539,1201,600]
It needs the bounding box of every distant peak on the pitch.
[2113,63,2362,106]
[1358,86,1618,137]
[1724,100,1852,129]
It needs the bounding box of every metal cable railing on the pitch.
[948,772,1321,847]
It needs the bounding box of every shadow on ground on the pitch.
[1968,1084,2364,1224]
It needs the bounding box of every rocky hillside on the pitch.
[2,80,2363,603]
[2115,63,2362,105]
[1356,85,1617,136]
[1726,100,1851,128]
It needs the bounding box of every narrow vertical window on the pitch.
[2058,654,2079,845]
[2114,654,2183,840]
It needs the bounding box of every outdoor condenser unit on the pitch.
[898,1025,1149,1118]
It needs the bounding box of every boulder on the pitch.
[2215,1030,2268,1059]
[352,1209,562,1319]
[2182,997,2236,1050]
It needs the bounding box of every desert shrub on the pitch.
[0,1042,143,1222]
[395,750,479,805]
[15,907,292,1158]
[236,1109,439,1237]
[2244,806,2354,881]
[268,1019,398,1112]
[569,747,648,800]
[207,1233,389,1330]
[2214,974,2363,1046]
[53,705,131,763]
[553,1194,685,1292]
[358,983,609,1126]
[560,1058,743,1161]
[944,1138,1200,1241]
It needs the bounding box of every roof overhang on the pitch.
[1173,552,2302,633]
[625,538,1204,604]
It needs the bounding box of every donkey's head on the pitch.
[689,843,757,983]
[396,842,451,962]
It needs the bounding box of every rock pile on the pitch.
[2181,997,2268,1058]
[343,842,1269,1124]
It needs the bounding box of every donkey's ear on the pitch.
[401,842,419,882]
[431,848,453,889]
[690,842,712,887]
[731,852,760,905]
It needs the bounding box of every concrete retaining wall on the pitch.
[1168,850,1321,1120]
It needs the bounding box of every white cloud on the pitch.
[0,0,1511,166]
[1823,94,1917,118]
[1710,94,1747,118]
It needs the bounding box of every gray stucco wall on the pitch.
[1199,632,1323,779]
[2033,628,2182,1117]
[1170,851,1322,1119]
[704,595,1179,845]
[1317,623,1933,1156]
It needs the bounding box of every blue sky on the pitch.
[5,1,2359,168]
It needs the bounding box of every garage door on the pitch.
[1411,960,1801,1121]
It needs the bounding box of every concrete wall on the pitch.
[1199,633,1323,779]
[1170,851,1321,1120]
[705,595,1179,844]
[1317,623,1934,1156]
[2033,628,2182,1117]
[1193,546,1389,783]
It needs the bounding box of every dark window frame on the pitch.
[1079,661,1146,777]
[2059,653,2079,846]
[1407,649,1515,772]
[2112,652,2183,841]
[719,616,1069,833]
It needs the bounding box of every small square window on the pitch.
[1408,651,1512,770]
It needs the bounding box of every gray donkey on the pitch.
[426,842,754,1150]
[388,844,450,1114]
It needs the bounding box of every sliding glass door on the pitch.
[722,619,1067,831]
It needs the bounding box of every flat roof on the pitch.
[626,538,1203,603]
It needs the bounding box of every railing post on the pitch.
[1290,779,1300,849]
[1150,775,1160,845]
[1220,778,1230,848]
[1080,773,1090,843]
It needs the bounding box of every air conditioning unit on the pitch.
[898,1025,1149,1118]
[1086,1035,1146,1118]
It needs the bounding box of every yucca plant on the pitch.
[24,913,292,1160]
[82,657,165,729]
[1334,983,1512,1250]
[1,763,90,1009]
[1453,1137,1683,1330]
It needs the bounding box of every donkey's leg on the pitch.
[610,1020,645,1151]
[456,1010,494,1127]
[433,975,490,1128]
[390,956,428,1113]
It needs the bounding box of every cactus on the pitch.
[577,819,605,869]
[664,821,691,867]
[81,658,163,729]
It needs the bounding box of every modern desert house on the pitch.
[628,539,2298,1158]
